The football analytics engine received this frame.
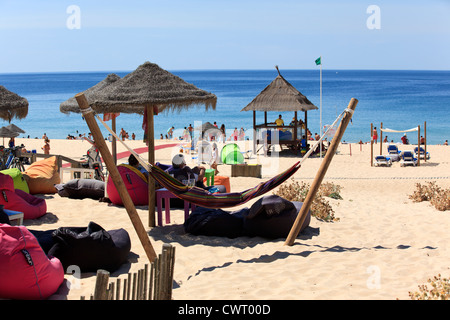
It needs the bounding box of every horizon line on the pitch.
[1,68,450,75]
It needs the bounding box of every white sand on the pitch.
[12,137,450,300]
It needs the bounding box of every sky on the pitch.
[0,0,449,73]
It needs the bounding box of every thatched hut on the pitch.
[60,73,121,162]
[89,61,217,227]
[0,85,29,123]
[241,66,318,153]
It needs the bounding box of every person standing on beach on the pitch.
[8,137,15,148]
[220,124,226,143]
[42,138,50,155]
[167,126,174,139]
[372,127,378,144]
[188,124,193,140]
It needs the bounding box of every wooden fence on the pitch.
[81,244,175,300]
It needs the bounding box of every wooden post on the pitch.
[112,116,117,165]
[424,121,427,163]
[253,110,256,153]
[93,269,110,300]
[76,93,157,263]
[370,123,373,167]
[147,105,156,227]
[379,122,383,155]
[417,125,420,167]
[285,98,358,246]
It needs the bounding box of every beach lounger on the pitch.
[374,155,392,167]
[387,144,401,162]
[400,151,418,167]
[414,147,430,160]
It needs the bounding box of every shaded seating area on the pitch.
[241,66,318,154]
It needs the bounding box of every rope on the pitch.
[94,106,352,172]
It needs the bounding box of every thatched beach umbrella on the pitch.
[241,66,317,112]
[0,85,29,123]
[0,126,19,138]
[195,121,222,139]
[0,126,20,146]
[5,123,26,134]
[60,73,121,162]
[90,61,217,227]
[241,66,318,152]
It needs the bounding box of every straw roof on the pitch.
[60,73,121,114]
[0,126,20,138]
[241,66,318,112]
[91,62,217,114]
[0,85,29,123]
[5,123,25,134]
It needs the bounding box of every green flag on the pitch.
[315,57,321,65]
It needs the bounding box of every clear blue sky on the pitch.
[1,0,449,72]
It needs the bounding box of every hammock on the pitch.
[149,160,300,208]
[93,107,348,209]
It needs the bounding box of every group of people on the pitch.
[163,122,245,143]
[119,128,136,141]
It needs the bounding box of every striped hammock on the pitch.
[93,110,349,209]
[148,161,301,208]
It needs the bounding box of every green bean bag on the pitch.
[0,168,29,193]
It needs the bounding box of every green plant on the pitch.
[274,179,342,222]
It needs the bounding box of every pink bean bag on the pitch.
[0,173,47,220]
[107,164,148,206]
[0,224,64,300]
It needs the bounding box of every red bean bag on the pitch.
[0,173,47,220]
[0,224,64,300]
[107,164,148,206]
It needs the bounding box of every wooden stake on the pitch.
[424,121,427,163]
[370,123,373,167]
[285,98,358,246]
[147,105,156,227]
[417,125,420,167]
[75,93,157,262]
[379,122,383,155]
[93,269,110,300]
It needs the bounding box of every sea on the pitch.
[1,69,449,145]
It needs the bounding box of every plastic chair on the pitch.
[155,188,196,226]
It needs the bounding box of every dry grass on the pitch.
[409,274,450,300]
[409,181,450,211]
[274,179,342,222]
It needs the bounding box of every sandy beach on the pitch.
[8,136,450,300]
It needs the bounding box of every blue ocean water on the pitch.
[1,70,449,145]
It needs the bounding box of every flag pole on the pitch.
[319,56,323,158]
